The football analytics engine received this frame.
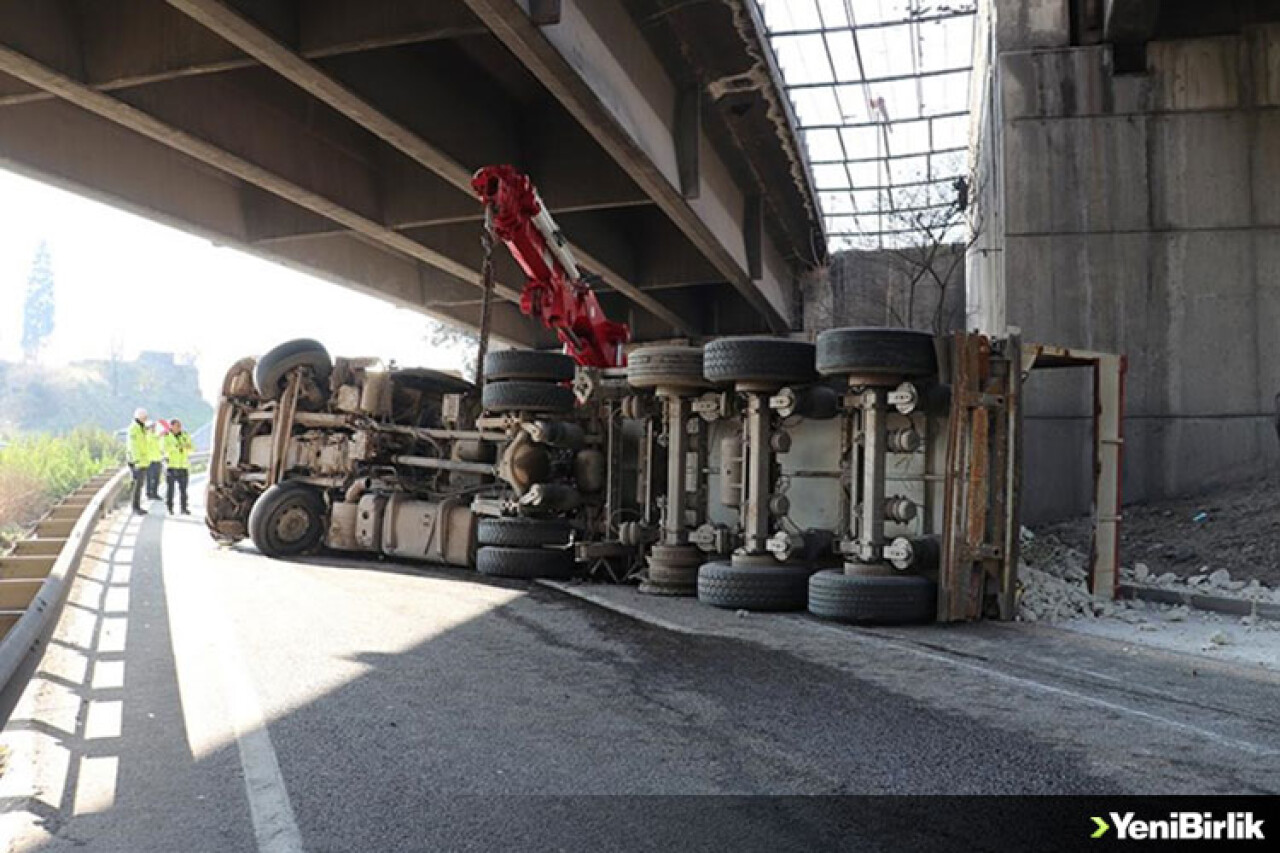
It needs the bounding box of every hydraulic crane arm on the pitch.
[472,165,630,368]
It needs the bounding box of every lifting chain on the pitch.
[474,204,497,387]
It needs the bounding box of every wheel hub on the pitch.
[274,504,313,543]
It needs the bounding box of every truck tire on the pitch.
[248,481,326,558]
[484,349,575,382]
[476,545,576,580]
[696,560,812,611]
[626,346,708,390]
[254,339,333,400]
[807,570,936,624]
[482,380,575,413]
[477,517,573,548]
[703,337,816,387]
[815,328,937,378]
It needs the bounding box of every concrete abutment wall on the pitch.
[970,0,1280,522]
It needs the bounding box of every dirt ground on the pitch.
[1033,472,1280,587]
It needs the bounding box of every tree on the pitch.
[22,241,55,363]
[821,153,984,336]
[108,336,124,396]
[863,151,984,336]
[425,319,480,383]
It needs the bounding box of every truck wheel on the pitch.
[815,328,937,378]
[476,545,575,580]
[626,346,708,390]
[248,482,326,558]
[696,560,812,611]
[482,380,575,413]
[639,544,704,596]
[703,337,816,387]
[807,570,936,624]
[477,518,572,548]
[254,339,333,400]
[484,349,575,382]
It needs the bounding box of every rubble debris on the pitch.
[1016,532,1107,622]
[1034,473,1280,586]
[1017,516,1280,626]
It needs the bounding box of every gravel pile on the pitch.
[1016,528,1280,624]
[1016,529,1110,622]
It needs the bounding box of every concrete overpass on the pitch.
[0,0,825,347]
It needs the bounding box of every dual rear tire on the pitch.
[481,350,577,413]
[475,518,576,580]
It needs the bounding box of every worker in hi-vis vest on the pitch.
[145,422,164,500]
[125,408,151,516]
[163,419,194,515]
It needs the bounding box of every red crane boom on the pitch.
[471,165,630,368]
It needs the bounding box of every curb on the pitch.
[0,468,129,719]
[1118,582,1280,622]
[536,579,706,636]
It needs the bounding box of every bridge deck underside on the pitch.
[0,0,824,347]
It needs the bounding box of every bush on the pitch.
[0,427,122,532]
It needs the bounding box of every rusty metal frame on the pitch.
[1021,343,1128,599]
[937,335,1126,620]
[938,332,1019,621]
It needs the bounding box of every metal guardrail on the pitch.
[0,468,130,715]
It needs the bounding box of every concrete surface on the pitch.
[971,7,1280,522]
[3,487,1280,852]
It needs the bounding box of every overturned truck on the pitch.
[209,330,1120,625]
[207,339,643,581]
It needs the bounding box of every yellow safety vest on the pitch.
[164,432,194,470]
[127,421,150,465]
[145,430,163,465]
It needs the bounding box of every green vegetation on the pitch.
[0,427,122,547]
[0,352,212,436]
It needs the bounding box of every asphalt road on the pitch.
[3,487,1278,852]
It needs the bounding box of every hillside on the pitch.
[0,350,211,436]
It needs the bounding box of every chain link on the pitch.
[474,204,497,387]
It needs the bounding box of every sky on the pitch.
[758,0,976,249]
[0,167,474,403]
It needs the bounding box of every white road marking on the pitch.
[72,755,118,815]
[84,699,123,740]
[165,518,306,853]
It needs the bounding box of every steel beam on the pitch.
[0,0,487,106]
[165,0,475,192]
[461,0,792,331]
[162,0,696,336]
[0,43,524,303]
[0,98,544,345]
